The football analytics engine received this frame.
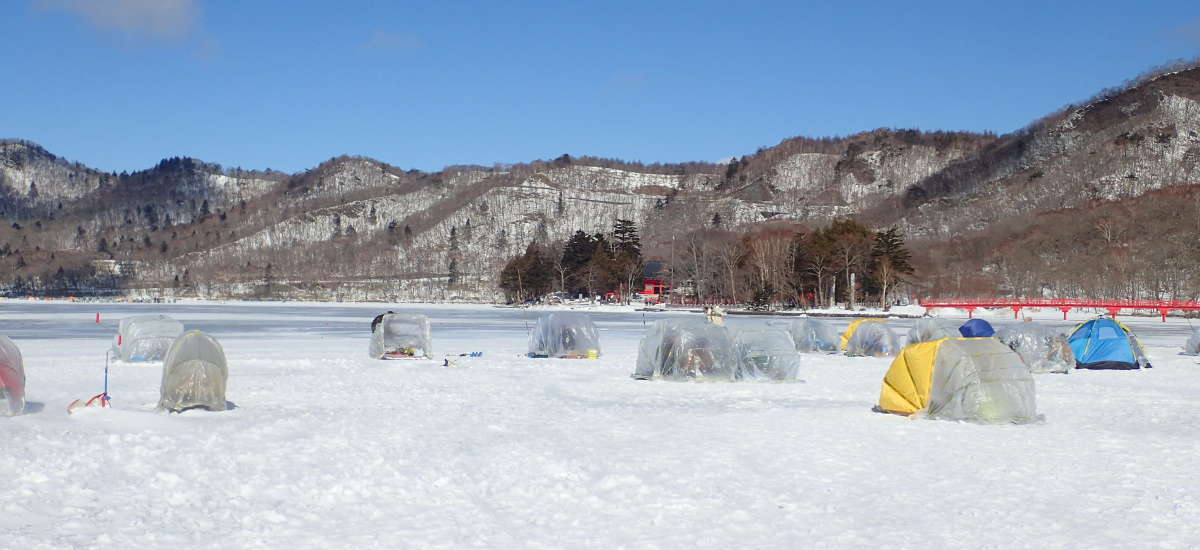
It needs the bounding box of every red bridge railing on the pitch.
[918,298,1200,321]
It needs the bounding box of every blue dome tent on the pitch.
[1068,318,1151,370]
[958,318,996,338]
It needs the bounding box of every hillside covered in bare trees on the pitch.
[3,61,1200,303]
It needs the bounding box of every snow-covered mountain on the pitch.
[4,63,1200,299]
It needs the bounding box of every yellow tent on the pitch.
[840,318,886,351]
[877,337,1038,423]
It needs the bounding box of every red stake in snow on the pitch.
[95,312,100,323]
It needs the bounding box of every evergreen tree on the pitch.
[823,218,873,306]
[560,230,601,296]
[448,258,460,284]
[869,227,914,308]
[499,242,554,302]
[612,219,641,259]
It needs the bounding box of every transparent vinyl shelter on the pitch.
[1186,328,1200,356]
[633,319,738,381]
[786,318,839,353]
[733,329,802,381]
[369,313,433,359]
[996,323,1073,374]
[0,336,26,416]
[112,314,185,362]
[844,320,899,357]
[906,318,961,345]
[528,312,601,359]
[877,337,1038,423]
[158,331,228,412]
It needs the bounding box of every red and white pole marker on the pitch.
[95,312,100,323]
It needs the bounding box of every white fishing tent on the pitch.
[1185,328,1200,356]
[633,319,737,381]
[0,336,26,416]
[158,331,228,412]
[528,312,600,359]
[878,337,1039,423]
[996,323,1073,374]
[845,320,899,357]
[369,313,433,359]
[906,317,961,345]
[733,329,802,381]
[112,314,185,362]
[786,318,839,353]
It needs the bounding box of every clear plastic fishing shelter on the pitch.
[369,313,433,359]
[528,312,601,359]
[733,329,802,380]
[112,314,185,362]
[158,331,228,412]
[786,318,839,353]
[633,319,738,380]
[844,320,899,357]
[906,318,961,345]
[995,323,1073,374]
[877,337,1038,423]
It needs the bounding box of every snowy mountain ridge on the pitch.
[4,64,1200,299]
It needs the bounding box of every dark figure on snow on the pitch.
[371,311,395,332]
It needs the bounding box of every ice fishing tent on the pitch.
[877,338,1038,423]
[840,318,886,350]
[369,313,433,359]
[0,336,26,416]
[1068,318,1151,370]
[996,323,1073,374]
[733,329,802,380]
[844,320,899,357]
[959,318,996,338]
[158,331,228,412]
[906,318,961,345]
[528,312,600,358]
[112,314,185,362]
[1185,328,1200,355]
[633,319,738,380]
[786,318,839,353]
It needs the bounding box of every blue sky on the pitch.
[3,1,1198,173]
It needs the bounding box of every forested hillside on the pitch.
[3,61,1200,304]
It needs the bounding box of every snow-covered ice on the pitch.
[1,301,1199,548]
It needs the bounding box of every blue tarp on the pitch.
[958,318,995,338]
[1068,318,1147,369]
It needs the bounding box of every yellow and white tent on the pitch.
[877,337,1038,423]
[841,318,898,357]
[840,318,885,350]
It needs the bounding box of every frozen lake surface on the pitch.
[1,301,1198,549]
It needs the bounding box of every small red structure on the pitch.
[918,298,1200,322]
[643,278,669,296]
